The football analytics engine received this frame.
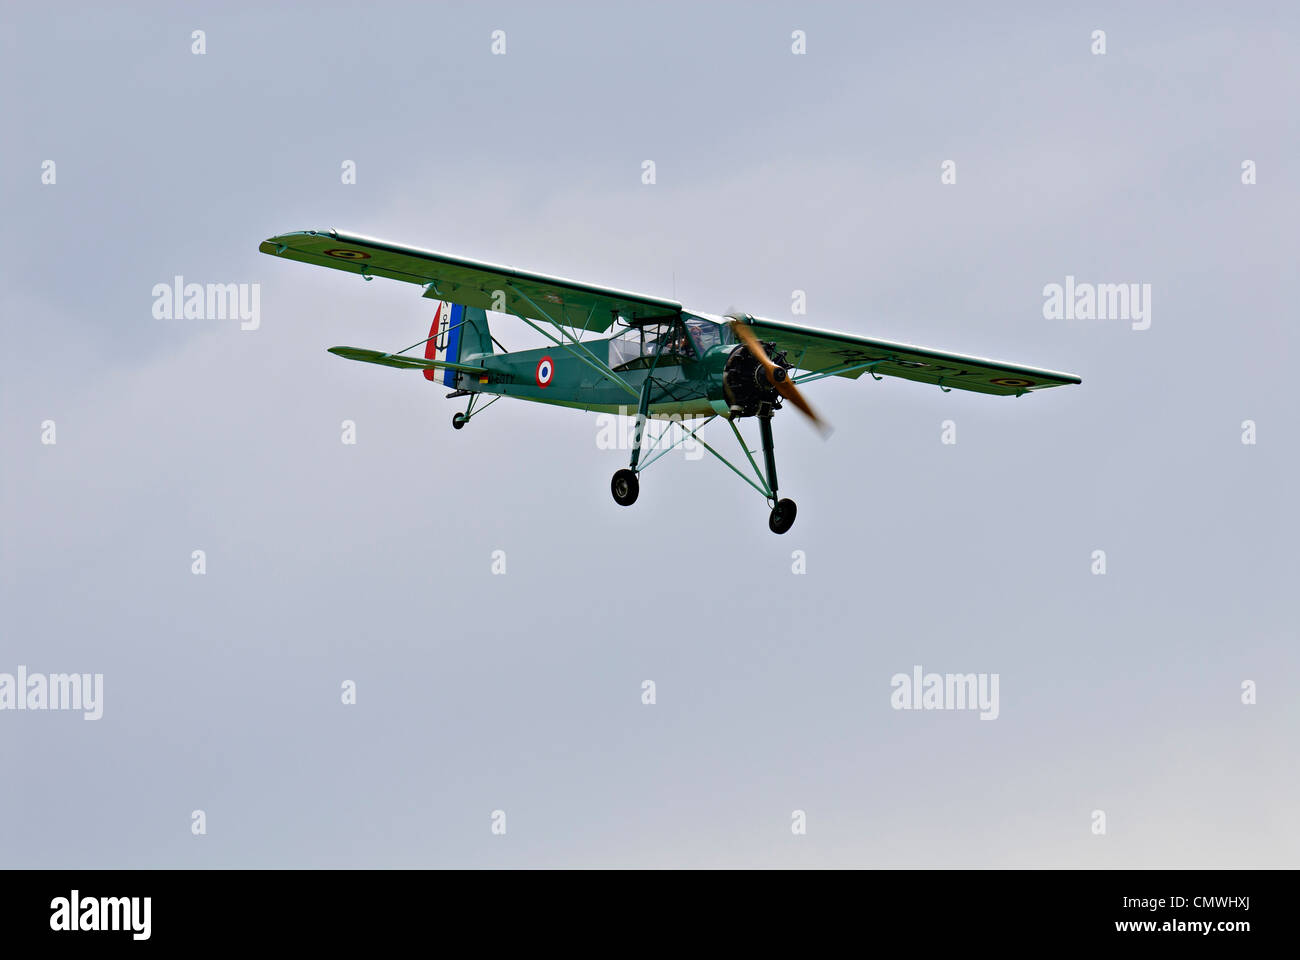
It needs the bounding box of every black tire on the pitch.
[452,412,467,430]
[768,498,797,534]
[611,469,639,506]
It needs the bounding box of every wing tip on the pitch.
[259,229,340,254]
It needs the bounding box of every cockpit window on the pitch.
[608,327,642,368]
[609,320,699,369]
[684,316,732,354]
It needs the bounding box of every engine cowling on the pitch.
[721,341,792,418]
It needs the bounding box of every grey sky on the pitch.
[1,2,1296,867]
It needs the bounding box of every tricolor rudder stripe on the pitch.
[424,301,466,386]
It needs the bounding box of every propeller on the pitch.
[729,320,831,436]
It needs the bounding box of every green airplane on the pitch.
[260,230,1081,534]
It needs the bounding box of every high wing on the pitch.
[734,314,1081,397]
[259,229,680,333]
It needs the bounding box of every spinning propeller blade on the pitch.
[730,321,831,436]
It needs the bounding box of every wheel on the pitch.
[768,498,797,534]
[452,412,468,430]
[611,469,639,506]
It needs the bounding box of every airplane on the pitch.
[260,229,1081,534]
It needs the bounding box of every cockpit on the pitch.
[608,314,733,371]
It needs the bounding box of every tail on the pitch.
[424,301,493,386]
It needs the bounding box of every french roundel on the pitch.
[535,356,554,388]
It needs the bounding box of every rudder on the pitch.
[424,302,493,386]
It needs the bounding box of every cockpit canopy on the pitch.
[608,314,733,370]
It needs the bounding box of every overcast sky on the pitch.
[1,1,1296,867]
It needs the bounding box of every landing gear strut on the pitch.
[612,372,653,508]
[758,408,797,534]
[451,390,499,429]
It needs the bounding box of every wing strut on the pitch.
[792,358,888,385]
[505,282,640,399]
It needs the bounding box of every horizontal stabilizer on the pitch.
[327,346,484,374]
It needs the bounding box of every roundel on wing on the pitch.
[536,356,555,387]
[324,249,370,260]
[991,377,1035,387]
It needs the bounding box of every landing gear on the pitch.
[756,409,797,534]
[768,498,797,534]
[605,384,800,530]
[451,392,500,430]
[612,373,652,508]
[611,469,639,506]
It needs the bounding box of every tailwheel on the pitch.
[768,498,797,534]
[611,468,639,506]
[452,412,468,430]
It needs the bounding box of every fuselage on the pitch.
[459,312,737,418]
